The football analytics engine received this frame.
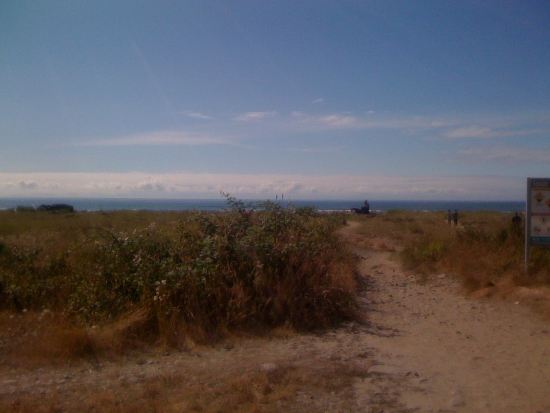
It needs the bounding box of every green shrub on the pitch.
[0,196,357,341]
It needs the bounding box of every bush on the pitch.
[0,196,357,343]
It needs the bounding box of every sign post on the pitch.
[526,178,550,274]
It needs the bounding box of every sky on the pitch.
[1,1,549,201]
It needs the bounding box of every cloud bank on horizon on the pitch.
[1,1,549,201]
[0,172,526,201]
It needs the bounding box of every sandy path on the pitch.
[346,221,550,412]
[1,221,549,412]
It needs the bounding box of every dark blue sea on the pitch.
[0,198,525,213]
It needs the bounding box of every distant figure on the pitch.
[452,209,458,226]
[512,212,522,228]
[446,209,452,226]
[363,200,370,214]
[350,199,370,214]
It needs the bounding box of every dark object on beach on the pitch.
[512,212,522,226]
[38,204,75,213]
[452,209,458,226]
[351,200,370,214]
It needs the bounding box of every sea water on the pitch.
[0,198,525,213]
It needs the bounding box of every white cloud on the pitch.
[78,131,229,146]
[0,172,525,201]
[312,98,325,103]
[136,179,165,191]
[448,146,550,164]
[184,111,212,119]
[18,181,38,189]
[444,125,548,139]
[288,146,344,153]
[317,114,357,127]
[234,111,277,121]
[445,126,496,139]
[292,113,448,132]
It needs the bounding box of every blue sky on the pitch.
[1,1,549,200]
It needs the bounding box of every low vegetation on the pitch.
[3,205,550,412]
[0,195,357,360]
[354,210,550,316]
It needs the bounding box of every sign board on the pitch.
[525,178,550,274]
[527,178,550,244]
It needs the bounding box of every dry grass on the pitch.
[0,360,370,413]
[0,311,97,367]
[352,210,550,319]
[343,233,396,252]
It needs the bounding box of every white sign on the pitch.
[528,178,550,244]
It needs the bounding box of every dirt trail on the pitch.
[344,221,550,412]
[1,221,549,412]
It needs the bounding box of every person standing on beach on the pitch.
[511,212,522,234]
[446,210,452,226]
[452,209,458,226]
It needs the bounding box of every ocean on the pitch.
[0,197,525,213]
